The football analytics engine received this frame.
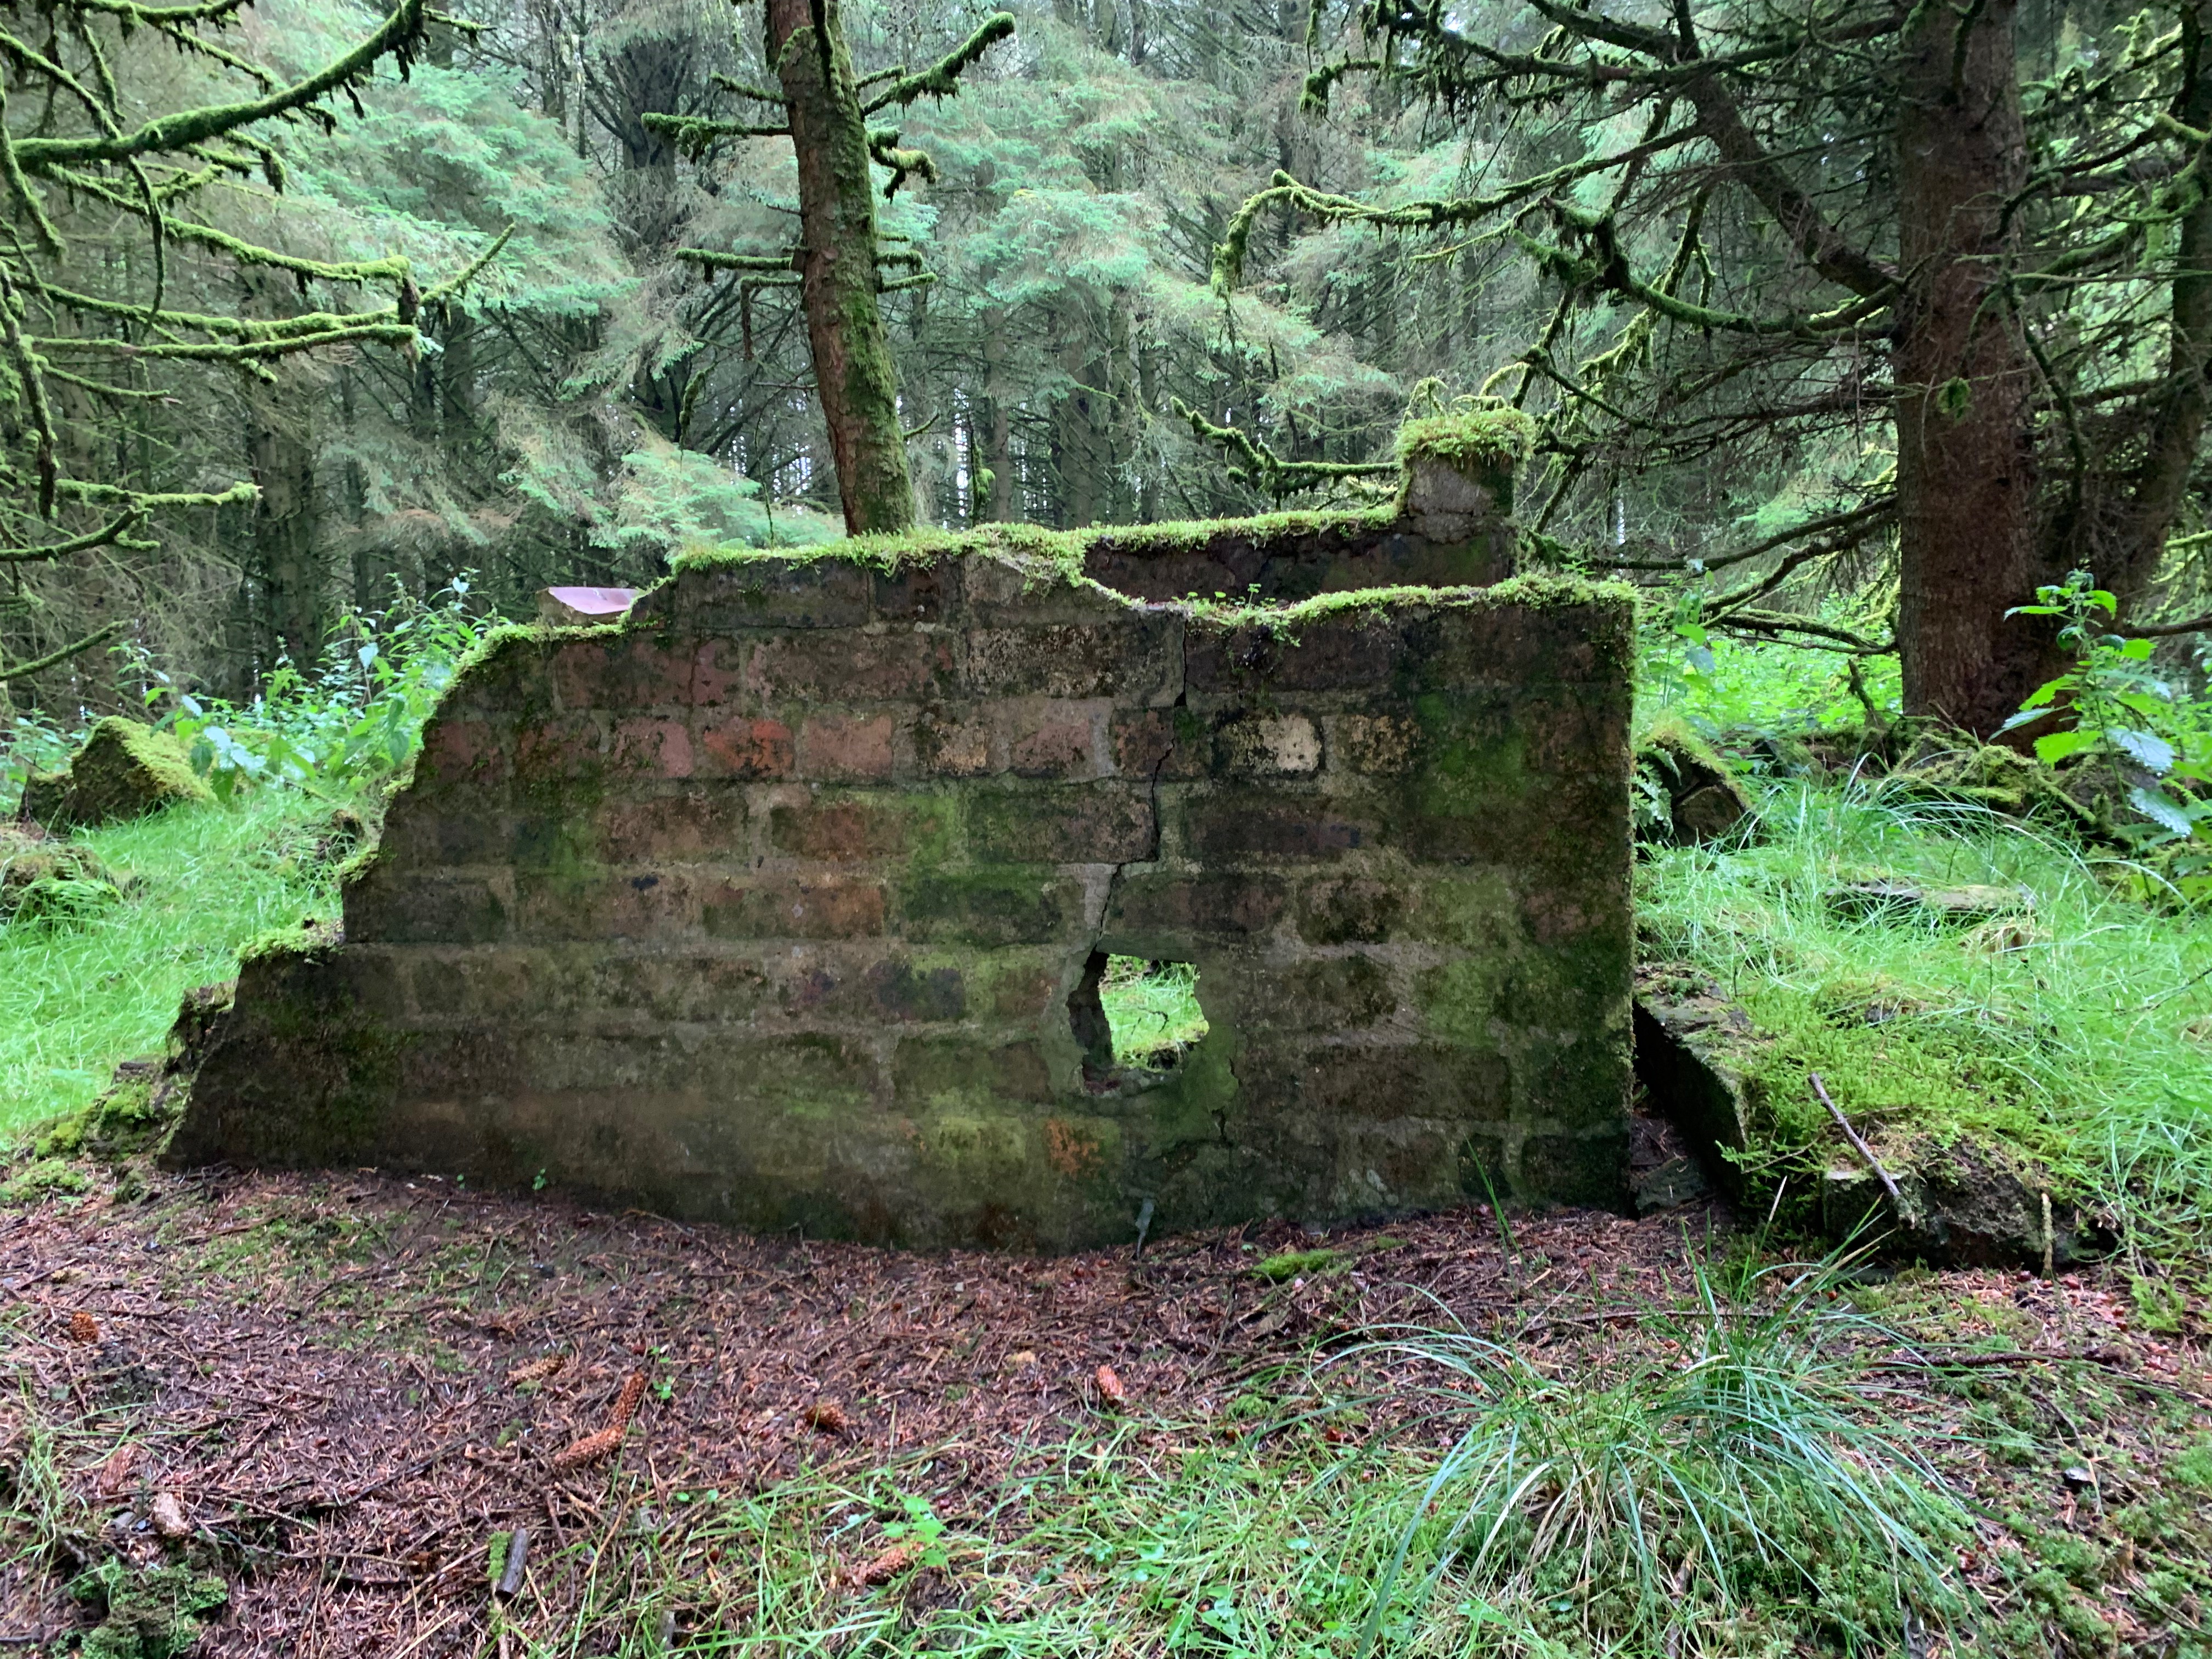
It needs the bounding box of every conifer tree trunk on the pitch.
[1891,0,2051,732]
[248,410,323,668]
[764,0,915,534]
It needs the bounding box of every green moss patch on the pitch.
[69,1561,228,1659]
[21,717,214,832]
[1393,406,1537,470]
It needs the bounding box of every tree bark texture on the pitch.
[765,0,915,534]
[1891,0,2050,733]
[2081,2,2212,618]
[247,408,323,668]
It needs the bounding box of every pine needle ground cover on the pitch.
[1,1179,2207,1656]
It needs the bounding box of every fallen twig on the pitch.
[1811,1072,1904,1209]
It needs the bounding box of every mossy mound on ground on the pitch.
[13,982,234,1178]
[20,716,213,831]
[1633,963,2102,1267]
[0,821,122,927]
[1635,718,1753,845]
[1878,735,2100,834]
[69,1561,228,1659]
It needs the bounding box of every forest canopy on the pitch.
[2,0,2209,747]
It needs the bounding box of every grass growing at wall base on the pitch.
[441,1261,1974,1659]
[1638,779,2212,1244]
[0,794,338,1136]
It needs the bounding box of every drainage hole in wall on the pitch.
[1071,953,1208,1087]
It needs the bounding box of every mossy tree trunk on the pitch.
[764,0,915,535]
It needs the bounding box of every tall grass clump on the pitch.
[1638,774,2212,1245]
[464,1260,1968,1658]
[1343,1257,1967,1656]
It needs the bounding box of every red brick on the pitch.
[513,870,703,941]
[963,618,1181,699]
[769,795,934,861]
[1110,710,1208,780]
[1186,792,1379,861]
[510,716,602,787]
[1330,712,1424,774]
[417,717,507,790]
[687,560,872,629]
[969,785,1156,864]
[1187,614,1406,691]
[596,787,748,861]
[798,714,899,780]
[704,877,888,939]
[747,630,955,699]
[1006,706,1098,778]
[916,709,993,777]
[698,715,795,779]
[872,561,957,620]
[1214,713,1322,776]
[690,640,746,707]
[699,716,796,783]
[611,716,695,778]
[550,635,694,710]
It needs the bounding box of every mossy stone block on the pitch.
[20,717,212,831]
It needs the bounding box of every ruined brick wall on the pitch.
[169,456,1634,1250]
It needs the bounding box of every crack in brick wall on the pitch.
[167,448,1635,1250]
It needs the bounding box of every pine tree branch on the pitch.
[0,510,148,563]
[642,111,792,153]
[1717,611,1893,653]
[0,622,123,680]
[1172,399,1395,499]
[10,0,427,170]
[1212,121,1704,293]
[675,249,803,274]
[861,13,1014,114]
[34,324,417,360]
[46,169,414,284]
[1600,500,1895,571]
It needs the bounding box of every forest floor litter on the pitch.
[1,1170,2208,1655]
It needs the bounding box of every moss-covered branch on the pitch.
[641,111,792,158]
[861,13,1014,113]
[1211,121,1704,293]
[48,169,414,284]
[1172,398,1397,500]
[11,0,426,169]
[0,621,123,679]
[675,249,803,274]
[0,510,148,563]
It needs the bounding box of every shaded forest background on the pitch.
[1,0,1444,708]
[7,0,2212,723]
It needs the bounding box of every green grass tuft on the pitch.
[1098,956,1209,1069]
[0,794,337,1136]
[1640,777,2212,1243]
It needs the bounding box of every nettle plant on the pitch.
[2006,571,2212,889]
[142,579,492,804]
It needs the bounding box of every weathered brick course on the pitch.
[172,469,1634,1250]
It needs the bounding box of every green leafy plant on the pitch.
[880,1492,951,1570]
[143,578,493,805]
[2005,570,2212,893]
